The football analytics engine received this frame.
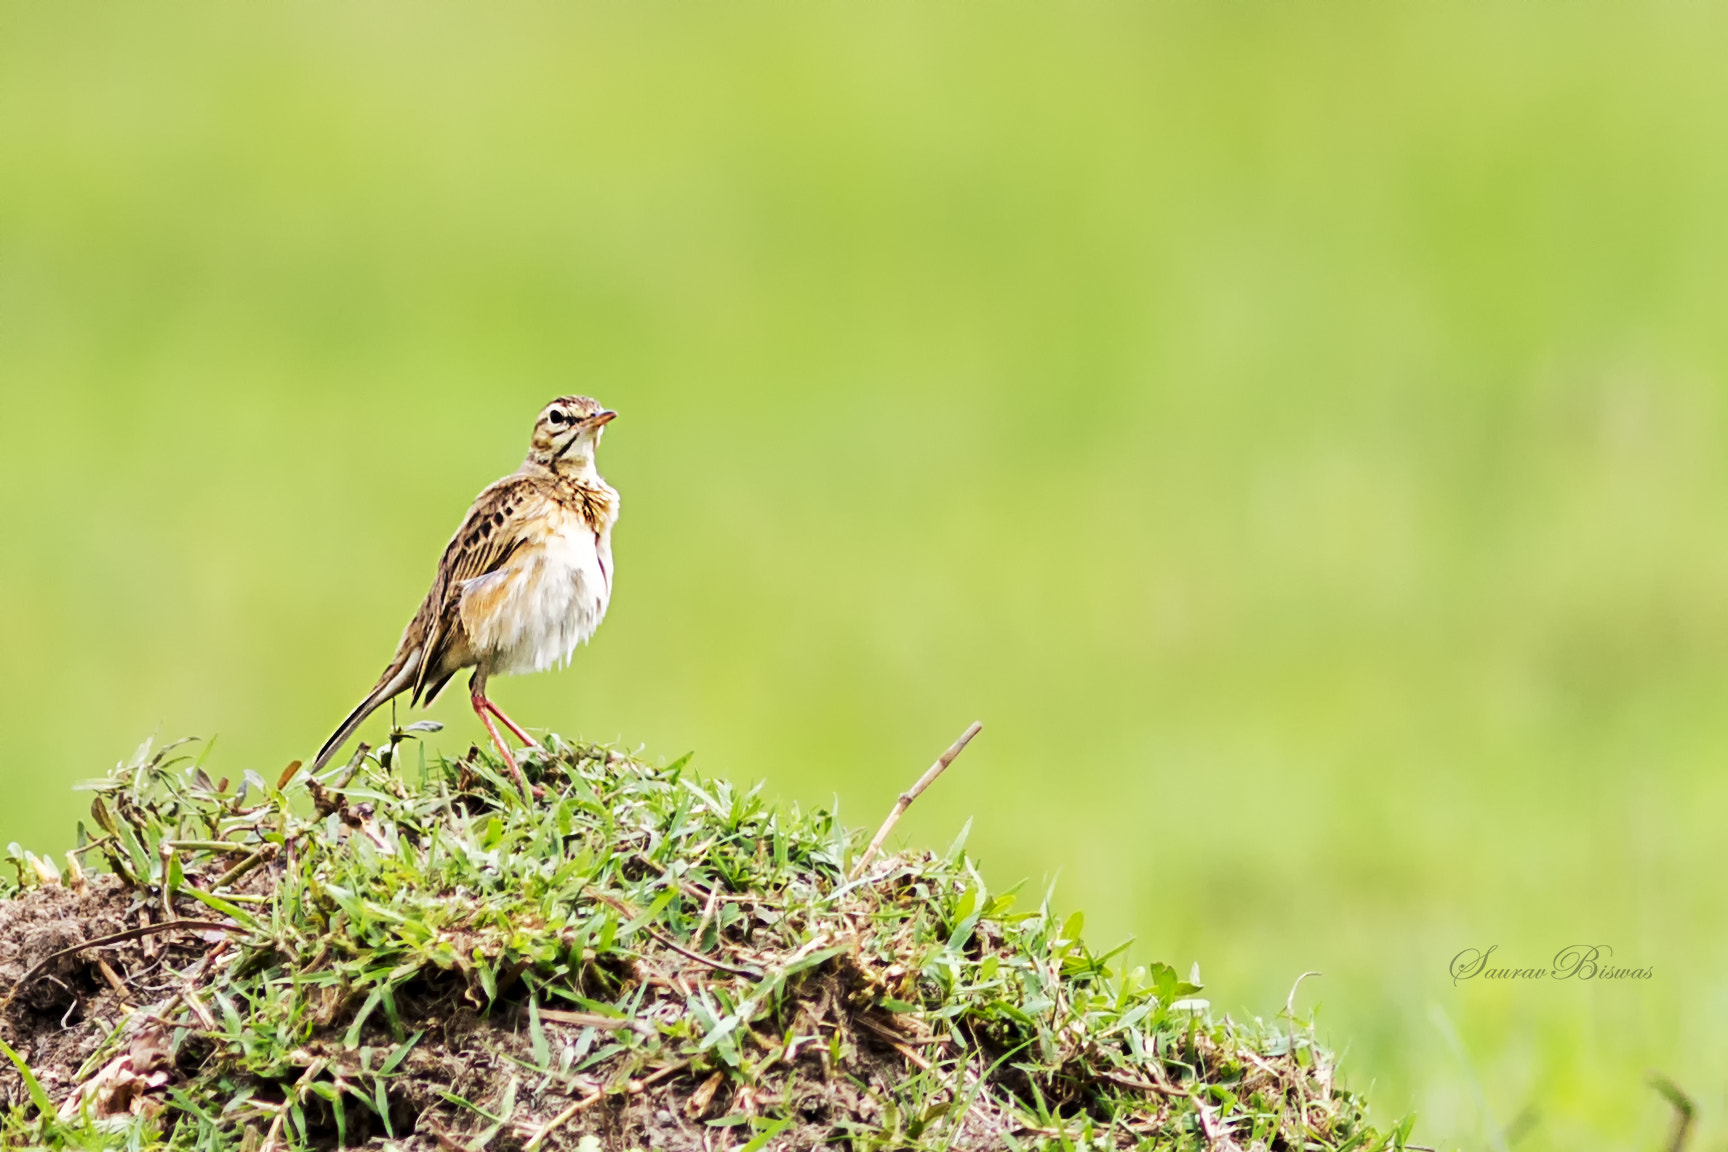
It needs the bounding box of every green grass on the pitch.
[2,734,1401,1151]
[5,3,1728,1148]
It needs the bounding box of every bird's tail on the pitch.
[311,654,421,772]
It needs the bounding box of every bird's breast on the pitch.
[460,508,614,676]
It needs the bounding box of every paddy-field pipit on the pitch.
[312,396,620,796]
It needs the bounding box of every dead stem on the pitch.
[852,721,982,879]
[523,1089,602,1151]
[0,920,243,1015]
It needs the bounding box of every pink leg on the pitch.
[471,688,533,800]
[484,698,541,750]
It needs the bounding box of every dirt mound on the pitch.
[2,735,1399,1151]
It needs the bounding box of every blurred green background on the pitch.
[5,2,1728,1147]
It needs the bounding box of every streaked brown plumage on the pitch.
[313,396,620,796]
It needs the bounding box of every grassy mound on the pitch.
[1,732,1411,1151]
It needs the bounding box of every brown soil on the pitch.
[1,875,1024,1150]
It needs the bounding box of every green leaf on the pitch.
[167,1086,219,1124]
[528,996,550,1069]
[1060,910,1084,947]
[439,1091,502,1122]
[345,987,386,1049]
[738,1116,793,1152]
[374,1076,395,1138]
[307,1081,348,1148]
[944,817,973,863]
[379,1030,424,1076]
[618,886,679,938]
[179,883,261,928]
[0,1035,56,1120]
[781,945,844,979]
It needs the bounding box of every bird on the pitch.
[312,396,620,797]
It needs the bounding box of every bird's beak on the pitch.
[586,410,617,427]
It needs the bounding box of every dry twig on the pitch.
[536,1007,636,1031]
[0,920,243,1015]
[852,721,982,879]
[856,1016,935,1072]
[213,845,277,890]
[95,958,131,1001]
[641,926,761,978]
[523,1089,602,1151]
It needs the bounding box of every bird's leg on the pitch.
[470,679,534,800]
[483,699,541,750]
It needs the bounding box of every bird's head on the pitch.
[528,395,616,474]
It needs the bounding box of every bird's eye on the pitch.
[548,411,567,426]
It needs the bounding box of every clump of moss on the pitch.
[1,732,1411,1151]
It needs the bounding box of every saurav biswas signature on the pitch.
[1450,945,1653,986]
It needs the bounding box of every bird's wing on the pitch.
[411,477,547,702]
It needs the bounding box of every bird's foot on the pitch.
[484,699,542,751]
[472,693,538,800]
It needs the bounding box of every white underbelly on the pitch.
[460,522,612,676]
